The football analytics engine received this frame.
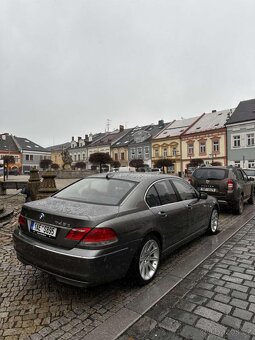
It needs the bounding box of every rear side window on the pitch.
[193,168,227,180]
[171,178,198,201]
[244,169,255,176]
[146,180,178,207]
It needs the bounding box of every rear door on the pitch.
[236,169,251,199]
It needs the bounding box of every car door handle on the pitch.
[158,211,167,218]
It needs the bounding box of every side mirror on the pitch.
[199,192,208,199]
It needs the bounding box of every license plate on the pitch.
[30,221,57,238]
[199,187,216,192]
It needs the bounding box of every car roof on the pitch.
[89,172,178,184]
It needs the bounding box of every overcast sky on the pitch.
[1,0,255,147]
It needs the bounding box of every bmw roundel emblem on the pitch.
[39,213,45,221]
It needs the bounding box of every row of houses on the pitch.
[1,98,255,174]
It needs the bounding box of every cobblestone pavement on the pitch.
[0,193,254,340]
[119,215,255,340]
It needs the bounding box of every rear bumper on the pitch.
[13,228,138,287]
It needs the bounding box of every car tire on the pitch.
[234,196,244,215]
[248,189,254,205]
[208,208,219,234]
[130,235,161,286]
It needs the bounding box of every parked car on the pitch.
[13,173,219,287]
[189,166,254,214]
[151,168,162,173]
[243,168,255,180]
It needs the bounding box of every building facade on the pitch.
[152,117,199,174]
[226,99,255,168]
[181,109,233,172]
[0,133,22,174]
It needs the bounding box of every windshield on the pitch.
[193,168,227,180]
[54,178,137,205]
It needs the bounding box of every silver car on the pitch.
[13,173,219,287]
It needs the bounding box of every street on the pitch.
[0,183,255,339]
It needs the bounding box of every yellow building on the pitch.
[46,142,71,169]
[152,117,199,174]
[181,109,233,173]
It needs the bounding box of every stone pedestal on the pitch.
[36,171,58,200]
[27,168,41,201]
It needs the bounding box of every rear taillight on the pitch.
[227,179,234,191]
[81,228,118,245]
[65,227,91,241]
[188,178,192,185]
[18,214,26,229]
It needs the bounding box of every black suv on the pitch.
[189,166,254,214]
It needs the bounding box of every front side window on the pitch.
[171,178,197,201]
[146,186,161,207]
[137,147,142,159]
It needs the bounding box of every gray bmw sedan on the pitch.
[13,173,219,287]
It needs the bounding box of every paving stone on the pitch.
[128,316,157,339]
[179,324,207,340]
[214,293,231,304]
[196,318,227,337]
[176,300,196,312]
[242,321,255,336]
[207,335,225,340]
[227,329,251,340]
[232,307,253,321]
[221,315,241,329]
[168,308,198,326]
[231,290,248,301]
[206,300,232,314]
[159,317,181,333]
[230,298,249,310]
[225,282,249,293]
[214,286,231,295]
[229,266,245,273]
[185,293,208,305]
[249,303,255,313]
[194,306,222,322]
[232,272,253,281]
[192,288,214,299]
[148,326,182,340]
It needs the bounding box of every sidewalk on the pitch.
[119,217,255,340]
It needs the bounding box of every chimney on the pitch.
[78,136,81,141]
[72,136,74,141]
[89,133,93,142]
[158,119,164,126]
[85,134,88,140]
[119,125,124,132]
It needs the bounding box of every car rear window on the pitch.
[54,178,136,205]
[193,168,227,180]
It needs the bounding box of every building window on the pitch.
[25,155,29,161]
[78,154,80,161]
[137,147,142,159]
[199,143,206,154]
[144,147,149,160]
[213,141,219,152]
[114,153,118,161]
[163,148,167,158]
[154,149,159,158]
[247,133,255,147]
[82,153,85,160]
[172,147,177,157]
[121,152,125,160]
[248,160,255,168]
[74,155,77,161]
[234,161,240,168]
[131,148,136,159]
[233,135,241,148]
[188,144,194,155]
